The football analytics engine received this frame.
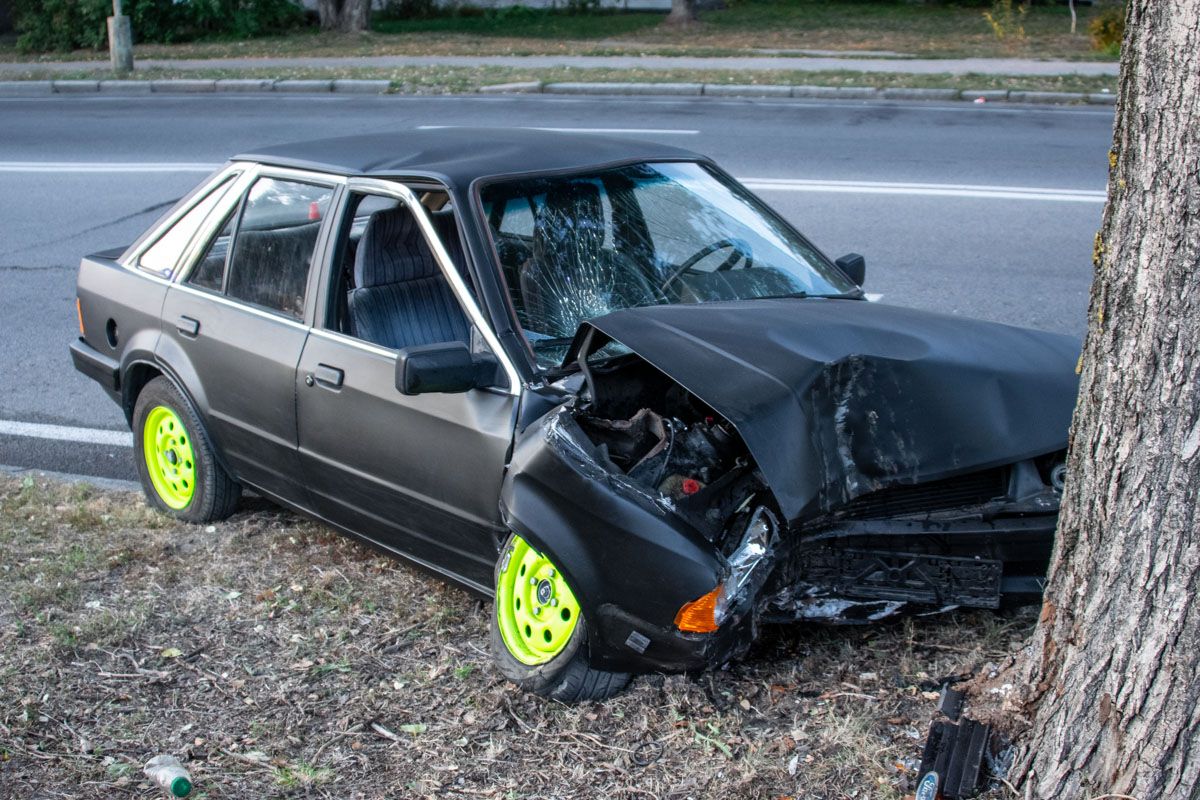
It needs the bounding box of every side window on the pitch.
[139,177,235,276]
[225,177,334,320]
[187,210,236,292]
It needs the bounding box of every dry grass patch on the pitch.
[0,474,1031,798]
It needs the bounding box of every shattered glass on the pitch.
[481,162,856,367]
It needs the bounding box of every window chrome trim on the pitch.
[308,326,396,360]
[169,280,312,331]
[345,177,523,396]
[172,168,257,284]
[122,163,348,279]
[122,163,245,271]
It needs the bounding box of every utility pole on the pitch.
[108,0,134,73]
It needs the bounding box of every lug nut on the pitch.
[551,599,559,607]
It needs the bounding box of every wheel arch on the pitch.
[123,354,234,483]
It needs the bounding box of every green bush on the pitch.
[13,0,306,52]
[1089,6,1125,54]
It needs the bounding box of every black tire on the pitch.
[489,534,630,702]
[132,376,241,523]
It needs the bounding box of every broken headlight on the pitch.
[675,506,779,633]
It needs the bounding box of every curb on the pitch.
[0,78,1118,106]
[0,78,394,95]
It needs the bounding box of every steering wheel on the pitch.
[659,238,753,293]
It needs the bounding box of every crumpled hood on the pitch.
[573,299,1080,522]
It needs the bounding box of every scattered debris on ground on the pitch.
[0,475,1033,798]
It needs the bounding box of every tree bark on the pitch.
[317,0,370,33]
[1011,2,1200,798]
[663,0,697,28]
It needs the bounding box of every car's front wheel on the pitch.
[132,376,240,523]
[490,533,630,702]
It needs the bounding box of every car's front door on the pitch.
[160,170,339,503]
[295,180,519,592]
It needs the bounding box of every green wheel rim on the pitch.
[496,535,581,666]
[142,405,197,510]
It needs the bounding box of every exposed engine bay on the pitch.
[572,353,767,543]
[562,349,1064,628]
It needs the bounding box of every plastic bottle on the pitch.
[143,755,193,798]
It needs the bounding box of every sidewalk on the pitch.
[0,53,1120,77]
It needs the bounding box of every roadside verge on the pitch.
[0,77,1116,105]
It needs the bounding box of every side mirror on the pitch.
[835,253,866,286]
[396,342,500,395]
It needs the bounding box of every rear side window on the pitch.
[224,177,334,319]
[139,177,235,276]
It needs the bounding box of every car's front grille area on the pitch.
[835,467,1009,520]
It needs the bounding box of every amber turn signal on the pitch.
[76,297,84,335]
[674,585,723,633]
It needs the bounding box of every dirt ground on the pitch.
[0,475,1033,799]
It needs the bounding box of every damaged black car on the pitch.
[71,129,1078,701]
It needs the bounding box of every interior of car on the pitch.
[327,190,475,352]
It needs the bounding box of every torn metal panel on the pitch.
[571,298,1079,522]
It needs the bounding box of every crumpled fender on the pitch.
[500,407,728,670]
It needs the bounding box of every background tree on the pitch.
[1009,1,1200,797]
[664,0,697,28]
[318,0,370,32]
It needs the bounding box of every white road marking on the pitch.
[417,125,699,135]
[739,177,1106,203]
[0,161,219,173]
[0,420,132,447]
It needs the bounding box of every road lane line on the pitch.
[740,177,1106,203]
[0,162,219,173]
[0,420,132,447]
[416,125,700,135]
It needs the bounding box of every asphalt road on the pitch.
[0,92,1114,484]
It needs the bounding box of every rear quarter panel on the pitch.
[76,255,168,417]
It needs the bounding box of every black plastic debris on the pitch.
[938,686,966,721]
[917,718,991,799]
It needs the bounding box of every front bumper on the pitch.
[763,513,1057,623]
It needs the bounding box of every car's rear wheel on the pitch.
[490,533,630,702]
[133,377,240,523]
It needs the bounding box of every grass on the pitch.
[372,7,662,40]
[0,0,1123,63]
[0,473,1034,798]
[0,64,1118,95]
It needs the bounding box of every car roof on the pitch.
[233,128,706,190]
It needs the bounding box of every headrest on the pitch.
[354,207,439,288]
[532,182,606,266]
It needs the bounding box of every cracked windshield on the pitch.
[481,161,856,367]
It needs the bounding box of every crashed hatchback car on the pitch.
[71,129,1077,701]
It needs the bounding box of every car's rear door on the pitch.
[159,168,341,503]
[295,179,520,592]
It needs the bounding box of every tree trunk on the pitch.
[1069,0,1077,35]
[1011,2,1200,798]
[317,0,370,32]
[663,0,697,28]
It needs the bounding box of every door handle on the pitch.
[176,315,200,337]
[312,363,344,390]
